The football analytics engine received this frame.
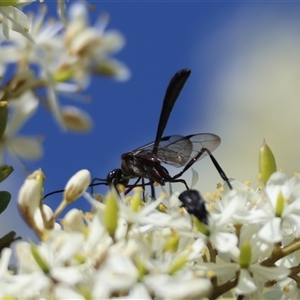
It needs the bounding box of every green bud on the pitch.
[30,243,50,273]
[104,190,119,237]
[156,203,167,213]
[163,231,180,253]
[73,253,86,264]
[0,165,14,182]
[259,139,277,185]
[53,68,75,82]
[0,0,25,7]
[130,188,143,212]
[136,259,148,281]
[168,254,188,275]
[94,61,117,77]
[77,285,92,300]
[275,192,285,217]
[239,241,252,268]
[0,101,8,140]
[192,216,210,236]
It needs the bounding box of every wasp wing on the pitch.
[132,133,221,167]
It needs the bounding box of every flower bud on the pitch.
[104,189,119,237]
[28,169,45,188]
[53,66,75,82]
[259,139,277,185]
[275,192,285,217]
[136,258,148,281]
[18,176,42,221]
[239,241,252,268]
[130,187,143,212]
[64,169,91,203]
[61,106,93,132]
[30,243,50,274]
[164,230,180,253]
[192,216,210,236]
[1,0,30,7]
[168,254,188,275]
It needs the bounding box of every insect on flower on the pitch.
[93,69,232,195]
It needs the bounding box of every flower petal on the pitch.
[7,136,43,160]
[250,264,290,281]
[236,269,257,295]
[258,217,282,243]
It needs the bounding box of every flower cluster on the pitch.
[1,2,300,300]
[0,1,129,165]
[0,165,296,299]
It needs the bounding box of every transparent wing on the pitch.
[132,133,221,167]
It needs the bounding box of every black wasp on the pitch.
[44,69,232,223]
[94,69,231,191]
[92,69,232,223]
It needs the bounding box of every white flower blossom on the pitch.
[0,92,43,165]
[257,172,300,243]
[0,1,35,41]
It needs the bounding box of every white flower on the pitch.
[16,231,84,284]
[257,172,300,243]
[0,248,49,297]
[195,190,240,253]
[0,1,34,41]
[0,92,43,165]
[65,2,130,82]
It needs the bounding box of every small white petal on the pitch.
[144,274,212,299]
[57,0,67,27]
[267,172,288,186]
[285,213,300,238]
[54,232,84,264]
[258,217,282,243]
[6,93,39,136]
[0,6,31,36]
[94,253,138,293]
[54,284,84,300]
[68,2,89,28]
[236,269,257,295]
[101,30,126,53]
[51,266,83,285]
[63,209,85,232]
[0,248,12,275]
[211,231,238,253]
[197,262,239,277]
[8,136,43,160]
[250,264,290,281]
[112,283,151,299]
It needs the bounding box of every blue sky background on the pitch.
[4,1,300,240]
